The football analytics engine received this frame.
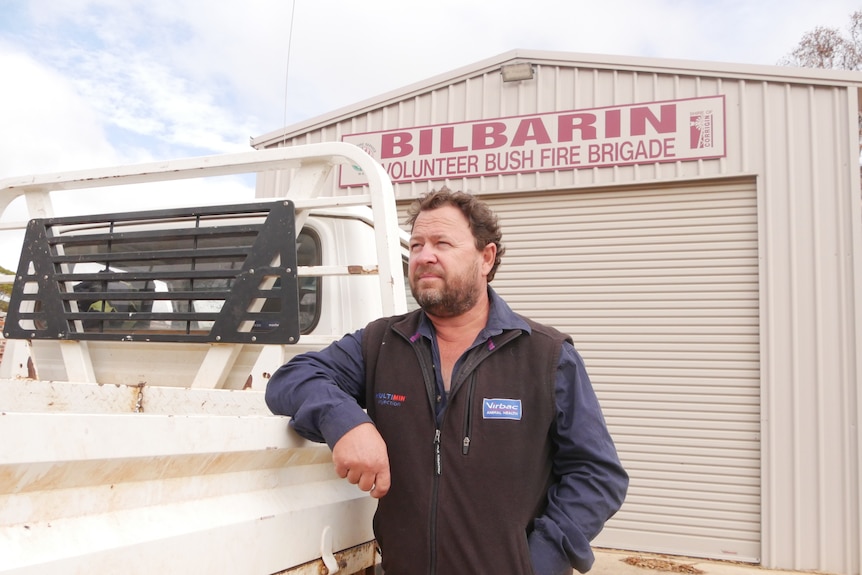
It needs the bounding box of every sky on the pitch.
[1,0,861,269]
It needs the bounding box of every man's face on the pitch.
[408,205,494,318]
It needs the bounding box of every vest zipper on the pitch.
[430,426,442,575]
[462,372,477,455]
[434,428,442,475]
[405,333,441,575]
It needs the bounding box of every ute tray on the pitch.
[4,200,300,344]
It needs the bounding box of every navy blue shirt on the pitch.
[266,288,628,574]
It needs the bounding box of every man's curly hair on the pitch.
[406,187,505,282]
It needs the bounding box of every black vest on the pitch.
[362,309,570,575]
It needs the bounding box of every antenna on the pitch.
[282,0,297,146]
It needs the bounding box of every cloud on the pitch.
[0,45,117,175]
[0,15,259,268]
[2,0,862,270]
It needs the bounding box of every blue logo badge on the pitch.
[376,392,406,407]
[482,398,522,420]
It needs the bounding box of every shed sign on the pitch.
[340,95,725,187]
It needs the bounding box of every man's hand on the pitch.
[332,422,391,498]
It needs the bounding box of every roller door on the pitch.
[485,181,761,562]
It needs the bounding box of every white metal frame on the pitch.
[0,143,404,574]
[0,143,406,386]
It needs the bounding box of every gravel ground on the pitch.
[589,549,834,575]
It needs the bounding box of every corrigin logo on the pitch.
[690,110,714,149]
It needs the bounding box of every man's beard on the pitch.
[410,262,482,318]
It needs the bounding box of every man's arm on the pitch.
[529,343,629,575]
[265,329,391,497]
[265,329,371,446]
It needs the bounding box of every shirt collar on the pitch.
[416,286,531,341]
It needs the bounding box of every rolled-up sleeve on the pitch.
[529,342,629,574]
[265,329,373,449]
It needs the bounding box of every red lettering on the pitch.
[586,138,675,164]
[557,113,597,142]
[440,126,468,153]
[631,104,676,136]
[419,129,433,155]
[381,104,678,162]
[472,122,507,150]
[511,118,551,147]
[381,132,413,159]
[605,109,621,138]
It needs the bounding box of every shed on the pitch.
[252,49,862,575]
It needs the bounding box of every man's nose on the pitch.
[412,244,437,263]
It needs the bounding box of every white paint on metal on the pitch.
[0,142,402,573]
[0,409,377,574]
[0,142,407,388]
[247,345,286,392]
[190,344,243,389]
[57,341,96,383]
[0,340,30,379]
[320,526,340,574]
[0,142,405,320]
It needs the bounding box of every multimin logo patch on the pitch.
[482,398,522,420]
[376,392,406,407]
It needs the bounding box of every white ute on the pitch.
[0,143,407,574]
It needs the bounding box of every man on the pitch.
[265,188,628,574]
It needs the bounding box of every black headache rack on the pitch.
[4,200,300,344]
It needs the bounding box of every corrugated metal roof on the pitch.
[252,49,862,148]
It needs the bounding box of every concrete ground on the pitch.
[590,548,828,575]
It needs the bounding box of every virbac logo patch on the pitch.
[482,398,522,420]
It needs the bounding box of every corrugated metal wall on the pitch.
[486,181,761,560]
[751,79,860,575]
[261,53,862,575]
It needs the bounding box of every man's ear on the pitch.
[481,243,497,276]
